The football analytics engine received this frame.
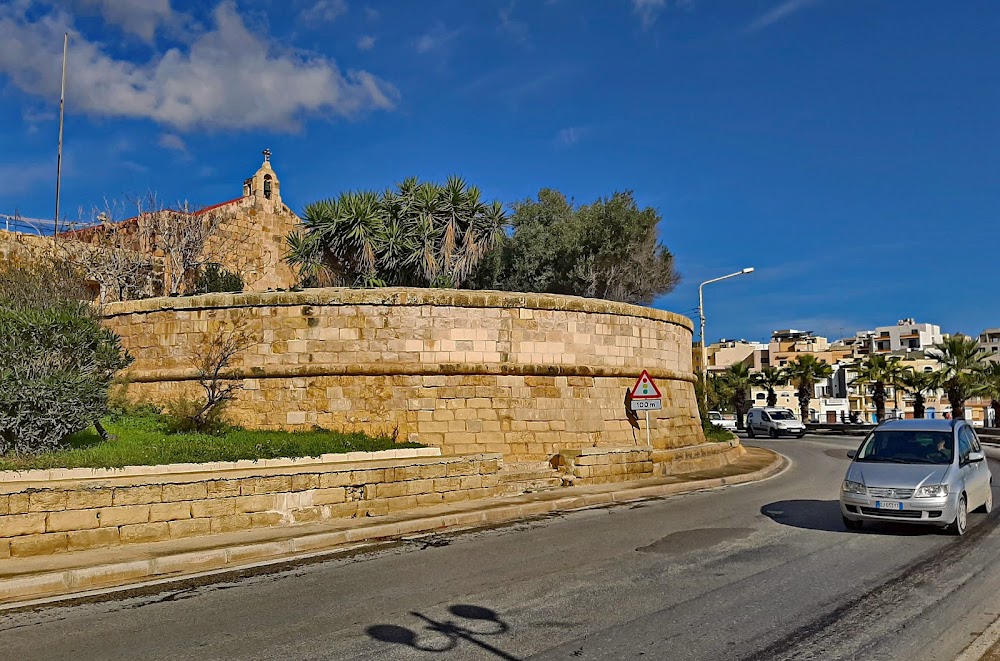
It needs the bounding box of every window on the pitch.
[923,366,933,373]
[263,174,273,199]
[756,393,766,400]
[856,430,953,465]
[761,412,771,422]
[958,428,974,463]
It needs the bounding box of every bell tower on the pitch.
[243,148,282,211]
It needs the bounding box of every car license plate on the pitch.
[875,500,903,510]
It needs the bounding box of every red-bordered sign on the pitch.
[630,370,662,399]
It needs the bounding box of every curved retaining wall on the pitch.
[103,288,704,460]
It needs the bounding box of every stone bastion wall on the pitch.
[102,288,705,461]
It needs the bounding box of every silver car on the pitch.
[840,419,993,535]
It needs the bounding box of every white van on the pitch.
[746,407,806,439]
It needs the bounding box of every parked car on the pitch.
[839,419,993,535]
[745,407,806,439]
[708,411,738,431]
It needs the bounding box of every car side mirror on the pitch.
[968,451,985,463]
[847,450,856,459]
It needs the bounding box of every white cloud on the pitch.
[158,133,187,152]
[414,22,464,54]
[744,0,819,33]
[632,0,667,29]
[299,0,348,24]
[555,126,587,147]
[357,35,376,51]
[0,1,398,132]
[71,0,178,42]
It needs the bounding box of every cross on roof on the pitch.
[262,148,271,162]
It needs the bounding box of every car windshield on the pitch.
[770,411,796,420]
[856,430,953,465]
[709,412,722,420]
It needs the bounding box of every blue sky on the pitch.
[1,0,997,343]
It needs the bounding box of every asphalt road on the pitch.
[3,434,1000,661]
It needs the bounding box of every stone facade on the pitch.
[556,441,745,485]
[0,451,501,558]
[0,152,299,297]
[103,288,705,461]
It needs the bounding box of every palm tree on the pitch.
[751,366,787,408]
[851,355,905,423]
[718,363,753,429]
[896,368,936,419]
[929,336,988,420]
[286,177,506,289]
[982,362,1000,428]
[784,355,834,424]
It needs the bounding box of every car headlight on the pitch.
[914,484,949,498]
[842,480,867,495]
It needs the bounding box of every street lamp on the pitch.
[699,267,755,410]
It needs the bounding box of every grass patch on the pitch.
[703,421,737,443]
[0,411,421,471]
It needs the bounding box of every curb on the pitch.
[0,450,785,609]
[955,614,1000,661]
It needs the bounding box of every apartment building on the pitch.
[980,328,1000,364]
[693,339,769,374]
[850,319,944,356]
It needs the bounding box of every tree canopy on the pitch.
[473,189,680,305]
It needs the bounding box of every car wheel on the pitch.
[977,483,993,514]
[843,516,863,531]
[768,428,778,439]
[747,426,755,439]
[949,495,968,536]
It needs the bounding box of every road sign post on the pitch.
[629,371,662,448]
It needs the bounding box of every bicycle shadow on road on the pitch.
[761,499,933,536]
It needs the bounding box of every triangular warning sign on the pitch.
[630,370,662,399]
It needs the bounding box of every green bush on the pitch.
[194,262,244,294]
[162,396,229,435]
[0,260,132,455]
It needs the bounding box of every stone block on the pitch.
[313,488,346,505]
[168,518,212,539]
[191,499,237,518]
[210,514,253,534]
[384,496,420,512]
[161,483,210,502]
[244,475,293,495]
[120,522,170,544]
[374,482,408,499]
[359,501,389,517]
[0,513,47,537]
[29,490,68,512]
[10,532,68,557]
[67,527,121,551]
[207,480,241,498]
[250,512,284,527]
[113,485,163,506]
[235,495,277,513]
[47,509,100,532]
[0,495,7,516]
[323,502,360,519]
[66,489,114,510]
[291,474,321,491]
[320,471,354,488]
[149,502,193,522]
[291,507,324,523]
[0,539,9,559]
[404,479,436,496]
[98,505,150,527]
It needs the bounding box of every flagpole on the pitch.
[54,32,68,233]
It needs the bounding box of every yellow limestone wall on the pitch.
[103,288,705,460]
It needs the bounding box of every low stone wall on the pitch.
[102,288,704,461]
[0,452,501,559]
[556,441,745,485]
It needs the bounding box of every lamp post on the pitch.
[699,267,755,410]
